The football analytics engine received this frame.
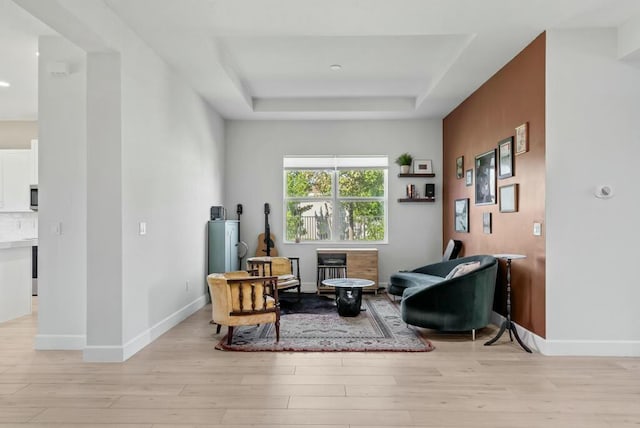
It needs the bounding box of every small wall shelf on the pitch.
[398,173,435,178]
[398,198,436,203]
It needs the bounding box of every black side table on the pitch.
[484,254,532,353]
[321,278,374,317]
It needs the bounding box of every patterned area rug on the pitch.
[215,294,434,352]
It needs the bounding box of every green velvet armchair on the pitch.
[397,255,498,338]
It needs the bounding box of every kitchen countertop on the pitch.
[0,238,38,250]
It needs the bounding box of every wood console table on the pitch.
[316,248,379,294]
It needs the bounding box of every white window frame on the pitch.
[283,156,389,244]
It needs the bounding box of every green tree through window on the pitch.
[284,157,387,243]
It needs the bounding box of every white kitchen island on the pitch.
[0,238,37,323]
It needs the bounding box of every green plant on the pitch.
[395,152,413,166]
[293,203,313,237]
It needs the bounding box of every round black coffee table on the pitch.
[321,278,375,317]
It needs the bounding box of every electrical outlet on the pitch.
[139,222,147,235]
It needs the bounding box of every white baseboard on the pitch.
[83,295,208,362]
[35,334,86,350]
[489,312,640,357]
[541,339,640,357]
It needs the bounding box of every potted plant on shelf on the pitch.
[395,153,413,174]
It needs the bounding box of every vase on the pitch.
[400,165,410,174]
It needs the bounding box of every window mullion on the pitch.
[331,167,338,242]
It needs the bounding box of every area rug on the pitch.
[215,294,434,352]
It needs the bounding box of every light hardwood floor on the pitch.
[0,297,639,427]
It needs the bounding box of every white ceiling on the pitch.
[0,0,53,120]
[3,0,640,121]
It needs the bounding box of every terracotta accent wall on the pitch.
[443,33,546,337]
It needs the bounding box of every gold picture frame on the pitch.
[515,122,528,155]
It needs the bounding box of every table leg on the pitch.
[484,319,507,346]
[484,257,532,353]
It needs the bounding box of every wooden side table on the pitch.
[484,254,532,353]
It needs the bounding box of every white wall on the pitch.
[118,36,225,358]
[546,28,640,356]
[36,36,87,350]
[225,120,442,289]
[26,4,225,360]
[78,8,225,361]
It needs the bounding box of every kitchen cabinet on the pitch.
[0,239,36,323]
[207,220,239,274]
[0,150,32,212]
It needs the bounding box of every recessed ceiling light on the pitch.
[330,64,342,71]
[0,81,10,88]
[36,51,39,57]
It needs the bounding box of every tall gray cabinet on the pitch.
[207,220,239,274]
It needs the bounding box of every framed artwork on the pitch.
[454,198,469,233]
[483,212,492,234]
[499,183,519,213]
[465,169,473,186]
[413,159,433,174]
[497,137,514,179]
[474,149,496,205]
[456,156,464,179]
[515,122,528,155]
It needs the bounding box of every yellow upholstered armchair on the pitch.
[207,271,280,345]
[246,256,301,300]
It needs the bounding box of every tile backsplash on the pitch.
[0,212,38,241]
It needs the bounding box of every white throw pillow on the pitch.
[445,261,481,280]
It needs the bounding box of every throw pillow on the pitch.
[445,261,481,280]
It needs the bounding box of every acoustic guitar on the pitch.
[256,203,278,256]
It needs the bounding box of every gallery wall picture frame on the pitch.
[465,169,473,186]
[483,212,492,234]
[474,149,496,205]
[515,122,528,155]
[413,159,433,174]
[454,198,469,233]
[456,156,464,179]
[499,183,519,213]
[497,137,514,179]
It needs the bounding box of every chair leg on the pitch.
[216,324,221,334]
[297,284,301,302]
[227,326,234,345]
[472,329,476,341]
[275,319,280,342]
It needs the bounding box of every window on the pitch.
[283,156,388,243]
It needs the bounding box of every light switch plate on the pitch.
[533,222,542,236]
[139,222,147,235]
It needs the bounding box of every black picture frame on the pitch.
[475,149,496,205]
[465,169,473,186]
[499,183,518,213]
[456,156,464,179]
[498,137,514,179]
[454,198,469,233]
